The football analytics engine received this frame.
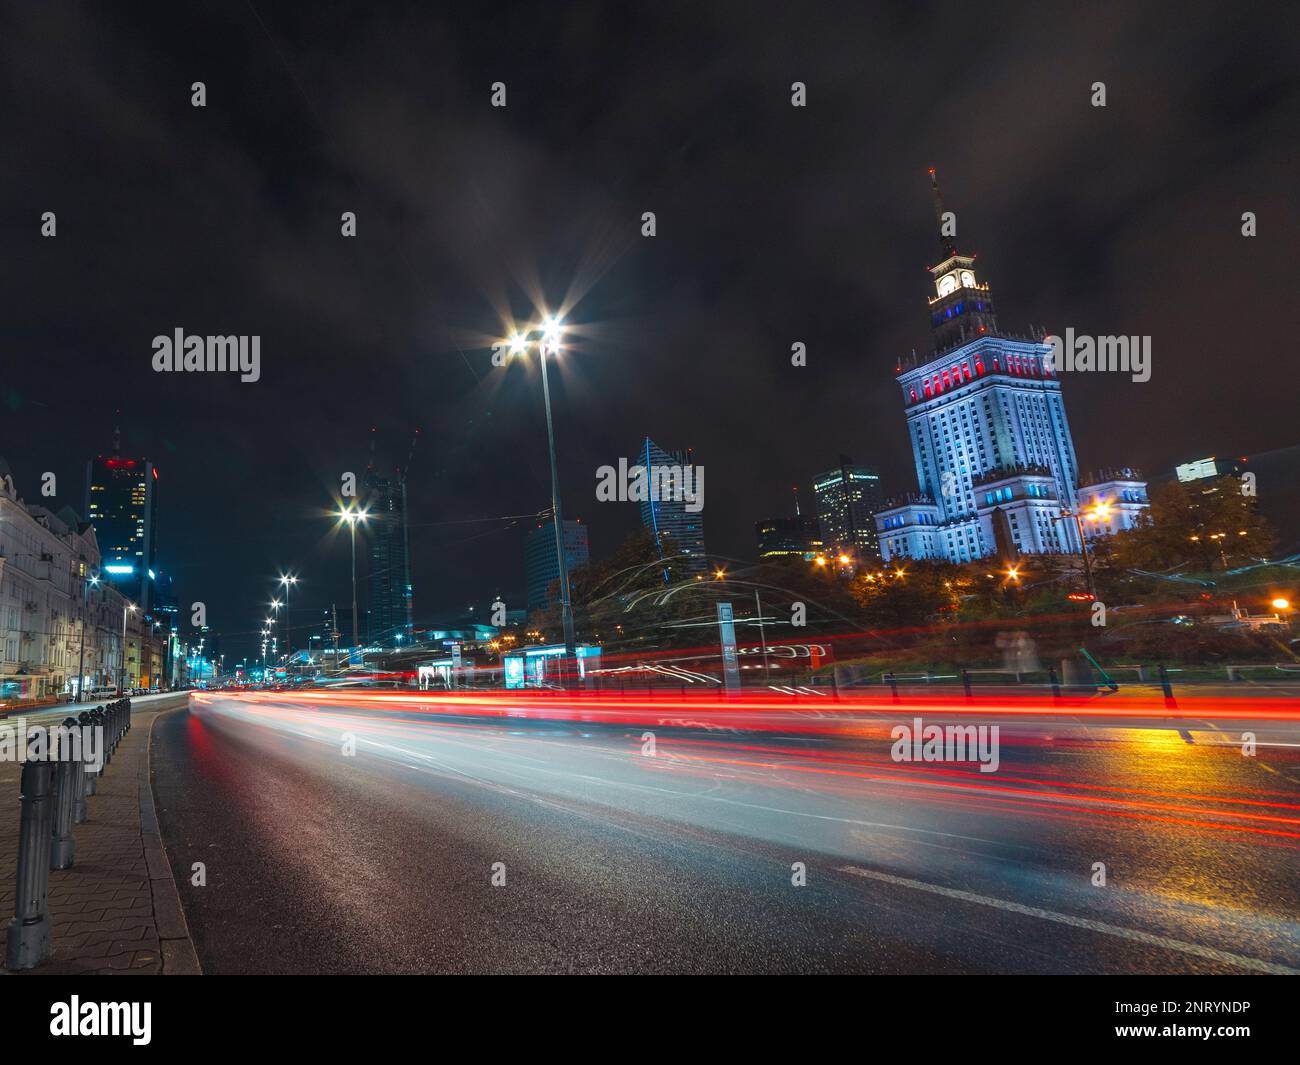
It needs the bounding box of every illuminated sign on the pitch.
[1175,458,1219,483]
[504,656,525,689]
[104,564,135,575]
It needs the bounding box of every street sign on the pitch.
[717,602,740,692]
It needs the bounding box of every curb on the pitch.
[142,700,202,975]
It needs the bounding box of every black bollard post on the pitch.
[96,708,110,767]
[961,669,973,700]
[5,752,56,969]
[71,737,88,825]
[1049,667,1061,701]
[50,717,81,869]
[885,672,899,703]
[78,711,97,795]
[1158,663,1176,706]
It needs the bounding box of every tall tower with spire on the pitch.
[872,169,1087,565]
[925,168,999,354]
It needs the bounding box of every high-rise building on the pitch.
[874,170,1147,564]
[364,466,414,646]
[525,519,589,612]
[1174,456,1243,483]
[812,458,883,562]
[84,427,158,609]
[638,437,707,576]
[755,516,823,561]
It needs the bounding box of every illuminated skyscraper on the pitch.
[874,171,1145,563]
[638,437,707,576]
[364,467,413,646]
[812,458,883,562]
[525,519,589,612]
[84,427,158,609]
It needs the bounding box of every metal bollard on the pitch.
[885,672,899,703]
[5,754,56,970]
[96,707,110,766]
[50,718,79,870]
[71,738,88,825]
[961,669,973,700]
[78,711,97,795]
[1049,667,1061,701]
[1158,663,1176,705]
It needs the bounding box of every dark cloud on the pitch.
[2,0,1297,659]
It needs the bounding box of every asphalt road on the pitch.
[150,690,1300,974]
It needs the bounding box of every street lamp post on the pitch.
[508,318,577,681]
[1056,501,1112,600]
[76,574,100,702]
[336,507,369,665]
[269,598,282,675]
[278,575,298,677]
[120,603,135,693]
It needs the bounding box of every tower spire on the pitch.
[112,412,121,456]
[928,167,956,258]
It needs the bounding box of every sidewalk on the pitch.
[0,690,191,723]
[0,697,200,975]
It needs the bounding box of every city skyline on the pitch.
[2,3,1296,656]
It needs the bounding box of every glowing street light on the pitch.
[75,571,102,702]
[500,312,576,678]
[1272,597,1291,611]
[120,602,136,693]
[335,505,370,660]
[1055,502,1111,600]
[277,574,299,677]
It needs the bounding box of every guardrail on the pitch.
[5,698,132,970]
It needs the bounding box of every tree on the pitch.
[849,560,965,632]
[1106,477,1277,574]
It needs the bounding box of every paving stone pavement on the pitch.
[0,697,200,975]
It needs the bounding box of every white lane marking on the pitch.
[837,865,1300,975]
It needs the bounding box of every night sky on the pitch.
[2,1,1297,660]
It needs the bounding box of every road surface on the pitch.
[150,689,1300,974]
